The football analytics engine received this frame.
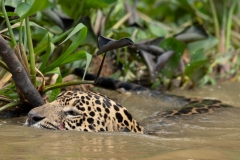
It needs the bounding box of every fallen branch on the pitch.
[0,35,45,108]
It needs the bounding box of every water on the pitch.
[0,82,240,160]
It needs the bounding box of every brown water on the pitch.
[0,82,240,160]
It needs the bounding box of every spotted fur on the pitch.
[25,91,147,134]
[161,98,231,118]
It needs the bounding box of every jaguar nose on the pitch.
[28,112,45,125]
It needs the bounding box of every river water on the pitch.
[0,82,240,160]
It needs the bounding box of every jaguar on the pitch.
[24,69,232,134]
[25,90,147,133]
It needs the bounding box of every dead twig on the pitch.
[0,35,45,108]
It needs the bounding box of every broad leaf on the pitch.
[187,35,218,54]
[16,0,49,21]
[4,0,22,8]
[160,37,185,77]
[15,2,31,17]
[148,22,168,37]
[184,59,209,82]
[43,23,87,73]
[190,48,206,63]
[186,45,209,82]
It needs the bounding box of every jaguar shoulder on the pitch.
[25,90,147,134]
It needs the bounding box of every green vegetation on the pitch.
[0,0,93,110]
[0,0,240,111]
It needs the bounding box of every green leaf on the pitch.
[0,12,18,17]
[49,74,62,102]
[187,35,218,54]
[52,29,72,44]
[43,67,62,102]
[44,67,61,75]
[59,23,86,45]
[160,37,185,77]
[111,29,131,39]
[15,2,31,17]
[0,101,21,112]
[34,29,72,55]
[187,44,210,82]
[151,80,161,90]
[16,0,49,21]
[0,84,19,99]
[4,0,22,7]
[39,34,54,72]
[85,0,117,8]
[82,52,92,80]
[177,0,195,14]
[29,22,47,31]
[160,37,185,53]
[0,21,46,34]
[43,23,87,73]
[190,48,206,63]
[34,32,53,55]
[60,51,86,65]
[184,59,209,82]
[187,41,213,82]
[148,22,168,37]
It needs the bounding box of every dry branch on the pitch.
[0,35,45,108]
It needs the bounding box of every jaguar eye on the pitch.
[64,110,79,116]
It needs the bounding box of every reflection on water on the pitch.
[0,120,168,160]
[168,82,240,107]
[0,82,240,159]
